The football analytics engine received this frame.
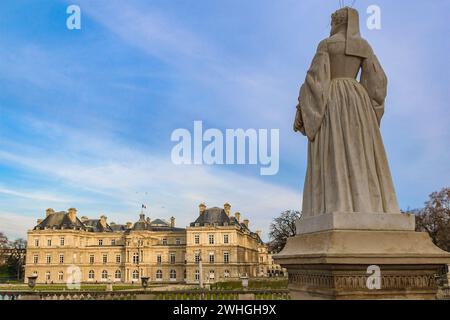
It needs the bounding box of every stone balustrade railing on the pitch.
[0,289,290,301]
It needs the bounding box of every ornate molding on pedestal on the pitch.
[288,271,437,291]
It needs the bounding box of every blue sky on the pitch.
[0,0,449,240]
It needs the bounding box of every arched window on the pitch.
[132,270,139,280]
[156,269,163,280]
[88,270,94,279]
[224,270,230,278]
[102,270,108,279]
[115,270,122,280]
[170,270,176,281]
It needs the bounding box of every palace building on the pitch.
[25,203,278,284]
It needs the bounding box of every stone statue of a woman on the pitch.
[293,7,400,216]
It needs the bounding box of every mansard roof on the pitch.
[35,211,86,231]
[189,205,264,243]
[83,219,113,232]
[190,207,231,226]
[132,215,184,232]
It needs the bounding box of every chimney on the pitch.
[199,203,206,214]
[243,219,249,228]
[46,208,55,217]
[224,203,231,216]
[170,216,175,228]
[139,213,145,221]
[80,216,89,223]
[68,208,77,223]
[126,222,133,229]
[146,217,151,224]
[36,219,42,225]
[235,212,241,223]
[100,215,107,228]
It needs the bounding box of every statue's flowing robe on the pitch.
[298,40,400,216]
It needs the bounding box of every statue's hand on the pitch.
[293,107,305,135]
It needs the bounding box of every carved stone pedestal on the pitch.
[273,213,450,300]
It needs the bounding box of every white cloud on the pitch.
[0,120,301,241]
[0,213,36,240]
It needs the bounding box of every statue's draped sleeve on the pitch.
[360,47,387,125]
[297,40,331,141]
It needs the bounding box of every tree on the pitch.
[0,232,8,248]
[0,233,9,268]
[415,187,450,252]
[268,210,301,254]
[7,239,27,280]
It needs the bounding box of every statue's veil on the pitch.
[334,7,370,58]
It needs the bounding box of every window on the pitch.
[98,239,103,246]
[115,270,121,279]
[209,253,215,264]
[132,270,139,280]
[162,238,167,245]
[111,239,116,246]
[209,270,215,279]
[184,269,187,280]
[59,254,64,264]
[156,270,163,280]
[157,254,162,265]
[195,270,200,281]
[170,253,176,264]
[195,252,200,264]
[102,270,108,280]
[116,254,121,263]
[45,271,51,281]
[47,239,52,246]
[33,254,39,264]
[88,270,95,279]
[34,238,39,247]
[194,234,200,244]
[176,238,181,245]
[133,253,139,264]
[170,270,176,281]
[208,234,214,244]
[103,254,108,264]
[89,254,94,264]
[58,271,64,281]
[60,237,65,246]
[224,252,230,264]
[224,270,230,278]
[223,234,229,244]
[46,254,52,264]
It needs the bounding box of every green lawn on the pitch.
[210,278,288,290]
